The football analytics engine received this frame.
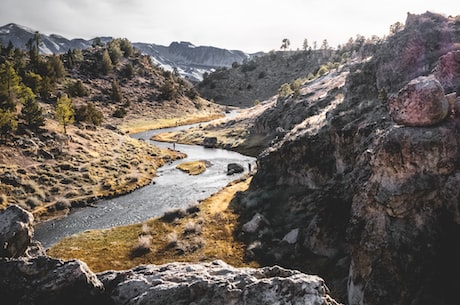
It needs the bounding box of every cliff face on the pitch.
[234,12,460,304]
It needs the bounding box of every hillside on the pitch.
[0,23,253,82]
[0,38,223,221]
[196,38,379,107]
[155,12,460,304]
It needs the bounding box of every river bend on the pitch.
[35,122,255,248]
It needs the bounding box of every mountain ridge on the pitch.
[0,23,253,81]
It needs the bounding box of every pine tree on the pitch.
[0,109,17,139]
[55,94,74,135]
[20,88,45,129]
[101,49,113,75]
[110,79,123,102]
[0,62,22,111]
[48,55,66,80]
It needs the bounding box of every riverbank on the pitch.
[0,120,185,222]
[47,176,257,272]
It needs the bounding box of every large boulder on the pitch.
[389,75,449,126]
[0,256,105,305]
[0,205,34,258]
[227,162,244,175]
[203,136,217,148]
[98,260,339,305]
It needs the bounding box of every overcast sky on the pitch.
[0,0,458,53]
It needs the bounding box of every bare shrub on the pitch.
[161,209,187,223]
[130,234,152,258]
[166,232,178,248]
[183,220,202,236]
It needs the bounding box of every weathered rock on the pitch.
[282,228,299,244]
[227,162,244,175]
[241,212,269,233]
[203,136,217,148]
[0,205,34,258]
[0,256,105,305]
[99,260,339,305]
[348,123,460,305]
[434,50,460,93]
[389,75,449,126]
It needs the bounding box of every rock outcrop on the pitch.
[0,205,340,305]
[99,260,339,305]
[232,12,460,305]
[0,205,34,258]
[0,256,105,305]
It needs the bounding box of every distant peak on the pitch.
[1,23,37,34]
[169,41,196,48]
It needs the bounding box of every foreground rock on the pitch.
[99,260,339,305]
[0,256,105,305]
[0,205,340,305]
[0,205,34,258]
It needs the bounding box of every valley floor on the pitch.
[47,176,257,272]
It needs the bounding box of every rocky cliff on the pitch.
[0,205,339,305]
[230,12,460,304]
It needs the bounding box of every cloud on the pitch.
[0,0,459,52]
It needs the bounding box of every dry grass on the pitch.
[0,120,185,221]
[118,113,224,134]
[176,161,207,175]
[47,177,258,272]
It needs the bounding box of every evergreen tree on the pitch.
[101,49,113,75]
[39,76,52,100]
[5,41,14,57]
[119,38,134,57]
[55,94,74,135]
[0,109,17,139]
[303,38,309,51]
[75,103,103,126]
[108,42,122,65]
[67,80,88,97]
[48,55,66,80]
[23,71,42,94]
[280,38,290,51]
[122,63,135,79]
[26,31,42,70]
[110,79,123,102]
[20,88,45,129]
[0,62,22,111]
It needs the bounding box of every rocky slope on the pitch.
[0,205,339,305]
[196,39,379,108]
[231,12,460,305]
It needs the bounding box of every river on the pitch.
[34,119,255,248]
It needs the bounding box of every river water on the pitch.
[34,120,255,248]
